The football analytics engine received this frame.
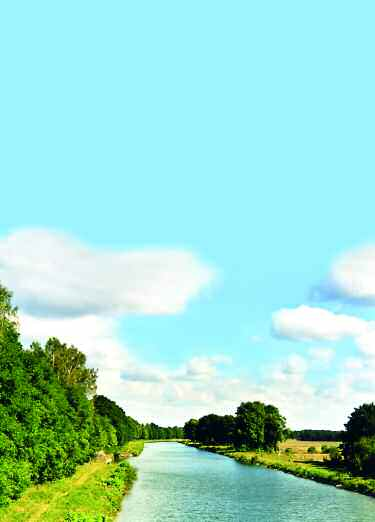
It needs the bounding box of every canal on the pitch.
[118,442,375,521]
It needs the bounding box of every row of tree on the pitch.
[184,397,375,478]
[293,430,343,441]
[93,395,182,444]
[184,401,288,450]
[0,285,180,507]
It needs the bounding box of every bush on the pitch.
[328,446,343,465]
[0,459,31,507]
[307,446,316,454]
[350,437,375,475]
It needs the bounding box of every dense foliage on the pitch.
[293,430,343,441]
[343,403,375,476]
[184,401,288,450]
[0,284,181,507]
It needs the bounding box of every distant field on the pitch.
[279,439,339,462]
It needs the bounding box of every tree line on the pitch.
[184,396,375,478]
[184,401,288,450]
[0,284,181,507]
[293,430,343,442]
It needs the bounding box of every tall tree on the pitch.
[234,401,266,450]
[264,404,287,450]
[343,403,375,475]
[44,337,97,396]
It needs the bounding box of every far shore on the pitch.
[184,440,375,499]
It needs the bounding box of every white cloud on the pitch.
[12,229,375,430]
[355,330,375,358]
[272,305,369,342]
[344,357,364,370]
[0,228,214,318]
[271,354,308,383]
[308,347,335,367]
[181,355,231,380]
[330,246,375,302]
[315,245,375,304]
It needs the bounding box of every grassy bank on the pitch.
[186,440,375,498]
[0,441,143,522]
[121,440,144,457]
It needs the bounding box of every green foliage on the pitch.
[195,414,235,444]
[45,337,98,396]
[264,404,287,451]
[0,458,31,507]
[350,437,375,475]
[307,446,317,454]
[94,395,139,446]
[184,418,198,440]
[143,422,183,440]
[327,446,343,465]
[0,284,99,505]
[185,401,287,451]
[293,429,342,442]
[343,403,375,476]
[234,401,266,449]
[0,285,18,336]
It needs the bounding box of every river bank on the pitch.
[184,441,375,498]
[0,441,144,522]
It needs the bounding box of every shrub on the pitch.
[0,459,31,507]
[307,446,316,454]
[328,446,343,465]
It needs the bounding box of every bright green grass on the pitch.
[125,440,144,456]
[0,441,143,522]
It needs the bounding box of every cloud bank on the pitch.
[272,305,369,342]
[0,228,214,318]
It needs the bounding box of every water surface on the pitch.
[119,442,375,521]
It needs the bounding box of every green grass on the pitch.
[122,440,144,457]
[0,441,144,522]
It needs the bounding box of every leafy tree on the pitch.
[343,403,375,475]
[264,404,287,451]
[0,284,18,335]
[45,338,97,396]
[234,401,266,449]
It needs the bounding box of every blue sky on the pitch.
[1,1,375,428]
